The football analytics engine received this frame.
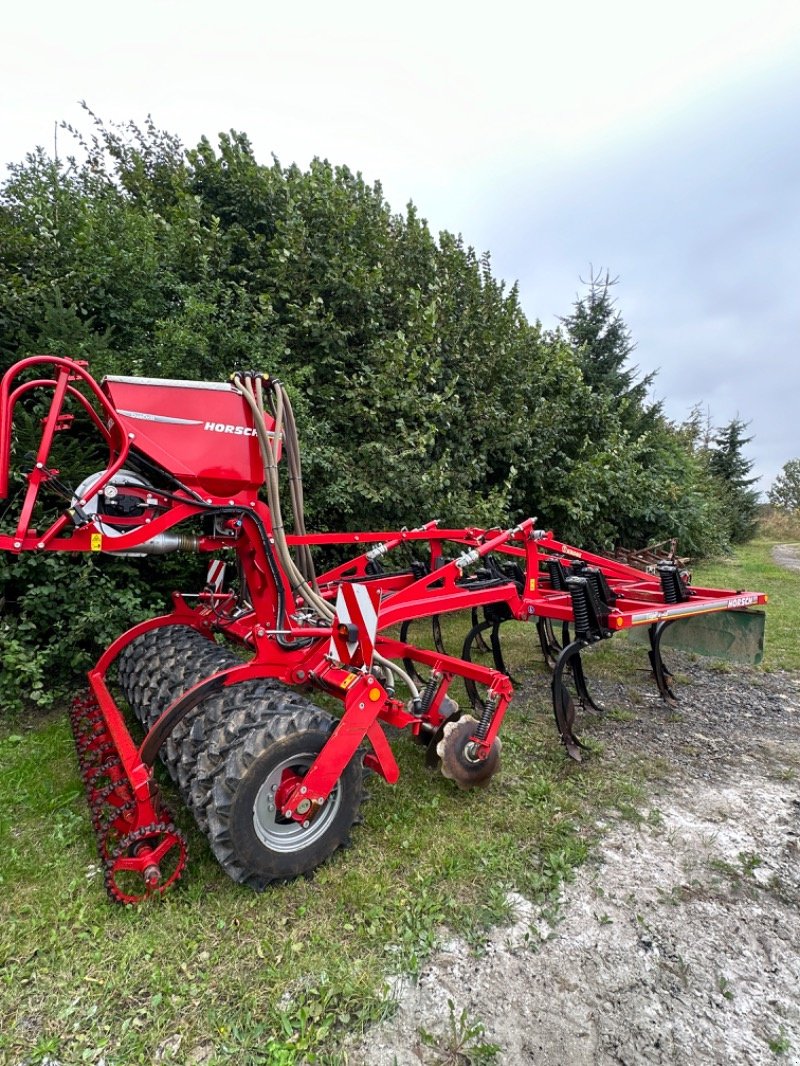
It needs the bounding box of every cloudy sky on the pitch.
[4,0,799,493]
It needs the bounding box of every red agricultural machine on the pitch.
[0,356,767,903]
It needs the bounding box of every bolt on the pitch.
[128,432,135,439]
[358,702,365,710]
[143,864,160,886]
[296,798,311,815]
[300,786,307,794]
[37,542,45,549]
[296,670,305,680]
[36,462,43,469]
[302,820,310,829]
[13,541,20,549]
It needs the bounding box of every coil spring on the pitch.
[548,558,568,591]
[418,672,441,715]
[657,563,686,604]
[475,693,498,741]
[567,577,591,636]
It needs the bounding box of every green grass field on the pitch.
[1,537,797,1064]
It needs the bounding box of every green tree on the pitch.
[768,459,800,512]
[708,418,760,543]
[559,268,659,434]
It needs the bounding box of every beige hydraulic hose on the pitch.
[232,374,333,623]
[231,372,420,701]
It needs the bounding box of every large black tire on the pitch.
[205,698,364,889]
[118,625,239,733]
[116,625,288,825]
[116,625,364,888]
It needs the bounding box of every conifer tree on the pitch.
[559,269,659,432]
[768,458,800,512]
[708,418,760,543]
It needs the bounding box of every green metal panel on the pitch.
[626,609,765,664]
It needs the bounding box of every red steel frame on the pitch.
[0,356,768,887]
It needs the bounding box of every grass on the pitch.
[418,999,501,1064]
[0,647,639,1065]
[0,535,797,1064]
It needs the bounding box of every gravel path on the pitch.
[347,656,800,1065]
[773,544,800,572]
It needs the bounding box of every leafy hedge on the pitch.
[0,112,744,710]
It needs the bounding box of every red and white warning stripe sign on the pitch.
[329,583,381,669]
[206,559,226,593]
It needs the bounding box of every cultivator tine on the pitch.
[569,650,605,715]
[648,621,678,704]
[489,620,518,684]
[490,620,505,673]
[462,617,496,710]
[431,614,446,654]
[536,617,562,670]
[471,607,492,653]
[399,619,426,684]
[551,640,590,762]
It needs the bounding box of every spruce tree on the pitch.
[559,269,659,432]
[708,418,760,543]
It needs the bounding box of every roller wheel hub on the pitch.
[436,715,502,790]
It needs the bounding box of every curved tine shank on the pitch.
[399,619,427,685]
[432,615,446,655]
[551,639,589,762]
[471,607,492,653]
[648,621,678,704]
[536,617,561,671]
[490,619,518,684]
[570,648,605,714]
[461,618,495,711]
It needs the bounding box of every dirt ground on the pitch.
[348,565,800,1065]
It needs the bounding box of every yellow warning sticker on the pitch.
[529,578,536,592]
[340,673,358,690]
[90,533,103,552]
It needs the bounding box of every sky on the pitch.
[3,0,799,494]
